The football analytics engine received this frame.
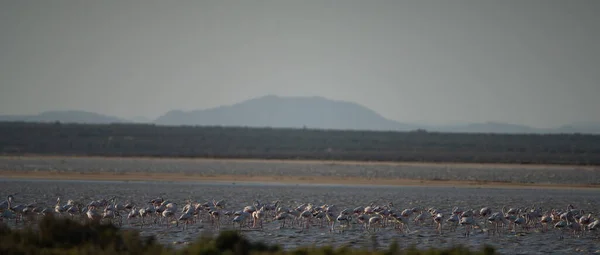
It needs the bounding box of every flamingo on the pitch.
[210,209,221,229]
[446,214,460,232]
[459,215,478,237]
[578,213,593,233]
[554,219,569,239]
[274,212,293,229]
[540,213,553,232]
[213,199,226,209]
[299,209,312,230]
[414,210,429,226]
[587,219,599,231]
[252,206,266,229]
[334,213,352,233]
[178,205,195,230]
[232,212,251,230]
[368,213,383,232]
[102,205,121,226]
[127,206,138,225]
[86,206,101,222]
[433,213,444,235]
[161,202,178,228]
[514,214,527,232]
[487,212,506,236]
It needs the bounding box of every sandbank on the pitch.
[1,170,598,190]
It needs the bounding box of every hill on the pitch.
[155,95,421,131]
[155,95,600,134]
[0,96,598,134]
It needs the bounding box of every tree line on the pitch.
[1,121,599,165]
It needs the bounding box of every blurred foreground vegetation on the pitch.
[1,121,599,165]
[0,216,497,255]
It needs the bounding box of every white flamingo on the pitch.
[252,206,266,229]
[178,205,195,230]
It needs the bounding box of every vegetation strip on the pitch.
[2,155,598,170]
[1,122,599,165]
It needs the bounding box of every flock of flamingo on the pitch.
[1,194,599,239]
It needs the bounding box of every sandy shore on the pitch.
[1,170,598,190]
[1,155,598,190]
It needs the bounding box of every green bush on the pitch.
[0,216,497,255]
[0,215,167,255]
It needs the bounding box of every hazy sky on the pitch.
[1,0,599,127]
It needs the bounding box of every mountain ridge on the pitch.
[154,95,420,131]
[1,95,599,134]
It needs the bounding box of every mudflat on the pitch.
[0,155,598,189]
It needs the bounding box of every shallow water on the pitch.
[1,179,599,255]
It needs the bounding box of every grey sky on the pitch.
[1,0,599,128]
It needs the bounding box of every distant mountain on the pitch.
[429,122,600,134]
[1,96,599,134]
[555,122,600,134]
[154,95,600,134]
[155,95,421,131]
[0,110,125,124]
